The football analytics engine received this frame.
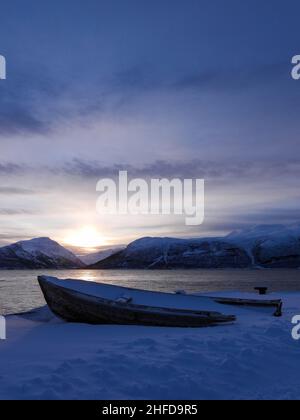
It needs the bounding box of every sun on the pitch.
[64,226,107,249]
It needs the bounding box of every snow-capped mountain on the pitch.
[2,224,300,270]
[227,224,300,268]
[89,236,251,269]
[90,224,300,269]
[0,237,85,269]
[79,247,125,265]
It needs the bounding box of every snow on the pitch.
[127,237,208,251]
[16,238,79,262]
[98,235,251,269]
[227,224,300,249]
[1,290,300,400]
[225,224,300,268]
[0,237,83,268]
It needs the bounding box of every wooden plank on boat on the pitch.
[175,289,283,317]
[209,296,283,317]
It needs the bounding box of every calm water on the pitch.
[1,269,300,315]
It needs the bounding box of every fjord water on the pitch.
[1,269,300,315]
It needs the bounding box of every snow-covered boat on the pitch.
[38,276,236,327]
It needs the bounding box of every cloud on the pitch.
[112,65,156,91]
[233,208,300,225]
[0,107,49,136]
[0,162,26,175]
[0,187,36,195]
[172,61,288,92]
[0,233,35,246]
[62,159,133,179]
[0,209,36,215]
[2,157,300,185]
[0,56,291,140]
[0,65,66,137]
[58,158,300,181]
[103,61,289,100]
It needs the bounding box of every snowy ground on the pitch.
[0,292,300,400]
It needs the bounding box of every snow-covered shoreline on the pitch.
[0,292,300,400]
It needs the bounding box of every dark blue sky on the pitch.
[0,0,300,246]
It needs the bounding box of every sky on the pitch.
[0,0,300,250]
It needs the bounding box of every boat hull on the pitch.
[38,276,236,328]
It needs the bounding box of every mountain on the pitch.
[3,224,300,270]
[79,247,125,265]
[227,224,300,268]
[89,237,251,269]
[89,224,300,269]
[0,237,85,269]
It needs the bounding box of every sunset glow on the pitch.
[64,226,107,249]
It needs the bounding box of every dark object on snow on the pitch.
[254,287,268,295]
[209,295,282,317]
[38,276,236,328]
[273,301,283,317]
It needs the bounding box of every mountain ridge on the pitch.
[2,224,300,270]
[0,237,85,269]
[89,224,300,269]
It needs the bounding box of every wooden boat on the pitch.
[38,276,236,328]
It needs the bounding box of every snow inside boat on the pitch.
[38,276,236,328]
